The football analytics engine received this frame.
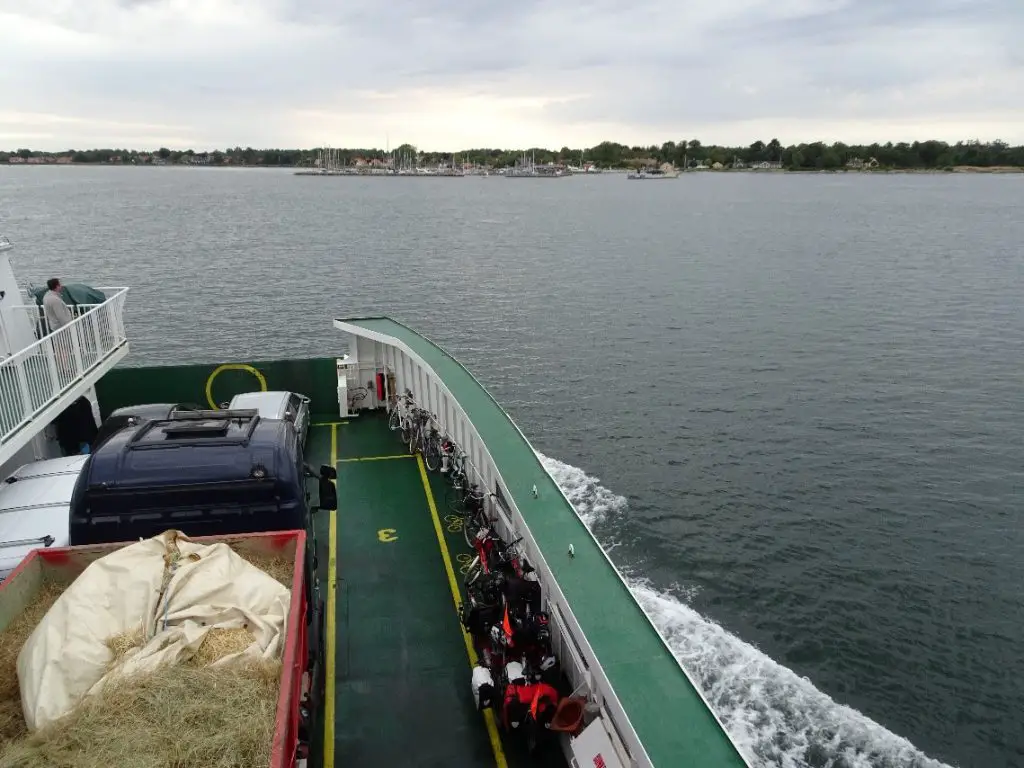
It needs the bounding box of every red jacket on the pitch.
[502,681,560,730]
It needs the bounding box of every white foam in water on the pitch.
[536,452,953,768]
[535,452,626,527]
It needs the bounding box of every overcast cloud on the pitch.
[0,0,1021,150]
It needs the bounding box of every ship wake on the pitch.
[537,453,953,768]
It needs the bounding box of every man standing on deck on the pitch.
[42,278,73,333]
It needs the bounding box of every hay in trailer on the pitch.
[189,627,256,668]
[0,582,65,748]
[239,550,294,587]
[0,539,294,763]
[104,624,145,665]
[0,659,281,768]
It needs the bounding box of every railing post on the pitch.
[114,294,126,343]
[14,357,33,423]
[87,311,102,366]
[68,324,85,382]
[44,337,61,404]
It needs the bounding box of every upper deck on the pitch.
[0,239,129,467]
[334,317,749,767]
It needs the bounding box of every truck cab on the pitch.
[69,408,308,546]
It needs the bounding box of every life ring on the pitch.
[205,363,268,409]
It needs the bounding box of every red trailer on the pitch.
[0,529,313,768]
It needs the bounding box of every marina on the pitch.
[626,163,680,180]
[293,147,604,178]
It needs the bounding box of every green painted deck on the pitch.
[307,415,566,768]
[337,317,749,768]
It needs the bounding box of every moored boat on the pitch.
[626,163,680,180]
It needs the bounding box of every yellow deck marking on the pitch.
[323,423,339,768]
[338,454,414,463]
[313,421,349,427]
[204,363,267,409]
[417,456,508,768]
[377,528,398,542]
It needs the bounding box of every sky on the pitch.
[0,0,1021,151]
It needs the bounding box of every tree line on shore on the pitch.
[3,138,1022,170]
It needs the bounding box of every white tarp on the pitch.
[17,530,291,731]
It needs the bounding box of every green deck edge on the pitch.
[337,317,749,768]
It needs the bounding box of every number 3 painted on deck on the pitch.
[377,528,398,542]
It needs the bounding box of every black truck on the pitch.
[69,408,332,546]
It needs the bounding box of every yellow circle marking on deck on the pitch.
[205,363,268,409]
[456,553,474,574]
[377,528,398,543]
[443,514,464,532]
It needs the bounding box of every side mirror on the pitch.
[319,464,337,480]
[318,476,338,511]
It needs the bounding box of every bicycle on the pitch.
[388,389,414,437]
[447,479,483,514]
[404,407,430,453]
[465,533,524,588]
[440,438,466,481]
[492,535,526,580]
[455,488,493,551]
[418,418,443,471]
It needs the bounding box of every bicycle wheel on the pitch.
[424,436,441,472]
[388,406,401,431]
[447,485,466,514]
[464,556,484,587]
[464,513,485,550]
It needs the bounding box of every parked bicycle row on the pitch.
[386,389,574,754]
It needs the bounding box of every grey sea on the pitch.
[2,166,1022,768]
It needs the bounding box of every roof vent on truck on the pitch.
[128,408,261,447]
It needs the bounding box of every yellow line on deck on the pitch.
[312,421,349,427]
[338,454,414,463]
[323,424,339,768]
[417,455,508,768]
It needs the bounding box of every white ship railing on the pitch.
[0,287,129,452]
[14,301,106,339]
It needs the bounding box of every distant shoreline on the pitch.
[5,138,1021,174]
[765,165,1023,174]
[3,163,1021,174]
